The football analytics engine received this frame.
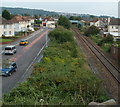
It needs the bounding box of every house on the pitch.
[0,16,15,37]
[103,18,120,41]
[90,19,106,30]
[10,15,34,33]
[108,18,120,33]
[107,18,120,41]
[70,20,85,26]
[42,17,55,28]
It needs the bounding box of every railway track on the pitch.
[73,28,120,84]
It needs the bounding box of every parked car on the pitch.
[19,39,28,45]
[0,62,17,76]
[4,46,16,55]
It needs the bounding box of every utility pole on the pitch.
[45,19,48,48]
[46,27,48,48]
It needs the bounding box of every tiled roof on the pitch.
[109,18,120,25]
[90,18,98,22]
[10,15,33,23]
[90,18,108,23]
[42,17,54,21]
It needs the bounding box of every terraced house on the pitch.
[10,15,35,33]
[0,16,35,37]
[0,16,15,37]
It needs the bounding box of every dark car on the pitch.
[0,62,17,76]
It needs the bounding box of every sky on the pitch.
[1,0,120,17]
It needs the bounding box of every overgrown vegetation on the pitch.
[90,34,113,52]
[84,25,100,36]
[3,27,109,105]
[58,16,71,29]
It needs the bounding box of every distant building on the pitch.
[70,20,85,26]
[0,16,15,37]
[42,17,55,28]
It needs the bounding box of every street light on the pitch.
[45,19,48,48]
[46,26,48,48]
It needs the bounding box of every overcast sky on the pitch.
[2,0,120,17]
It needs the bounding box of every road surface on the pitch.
[1,29,49,94]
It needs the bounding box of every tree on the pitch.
[84,25,100,36]
[34,14,39,19]
[2,10,11,20]
[58,16,71,29]
[69,16,81,21]
[23,13,30,16]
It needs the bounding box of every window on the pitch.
[116,26,118,29]
[4,31,6,35]
[4,25,7,29]
[9,31,12,35]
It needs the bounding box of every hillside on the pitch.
[1,7,58,16]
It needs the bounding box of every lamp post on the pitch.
[45,20,48,48]
[46,27,48,48]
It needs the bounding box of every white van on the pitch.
[4,46,17,55]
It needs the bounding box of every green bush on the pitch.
[49,26,74,43]
[98,35,113,46]
[58,16,71,29]
[84,26,100,36]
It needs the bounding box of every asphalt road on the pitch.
[2,29,49,94]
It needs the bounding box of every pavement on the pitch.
[1,28,50,94]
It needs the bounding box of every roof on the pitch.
[42,17,54,21]
[109,18,120,25]
[110,32,119,37]
[10,15,33,23]
[0,16,13,25]
[90,19,98,23]
[90,18,108,23]
[5,45,16,48]
[70,20,79,23]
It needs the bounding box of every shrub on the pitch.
[58,16,71,29]
[48,26,74,43]
[84,25,100,36]
[98,34,113,46]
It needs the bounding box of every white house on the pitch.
[42,17,55,28]
[0,16,15,37]
[108,18,120,33]
[108,18,120,41]
[10,16,35,33]
[104,18,120,41]
[90,19,106,29]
